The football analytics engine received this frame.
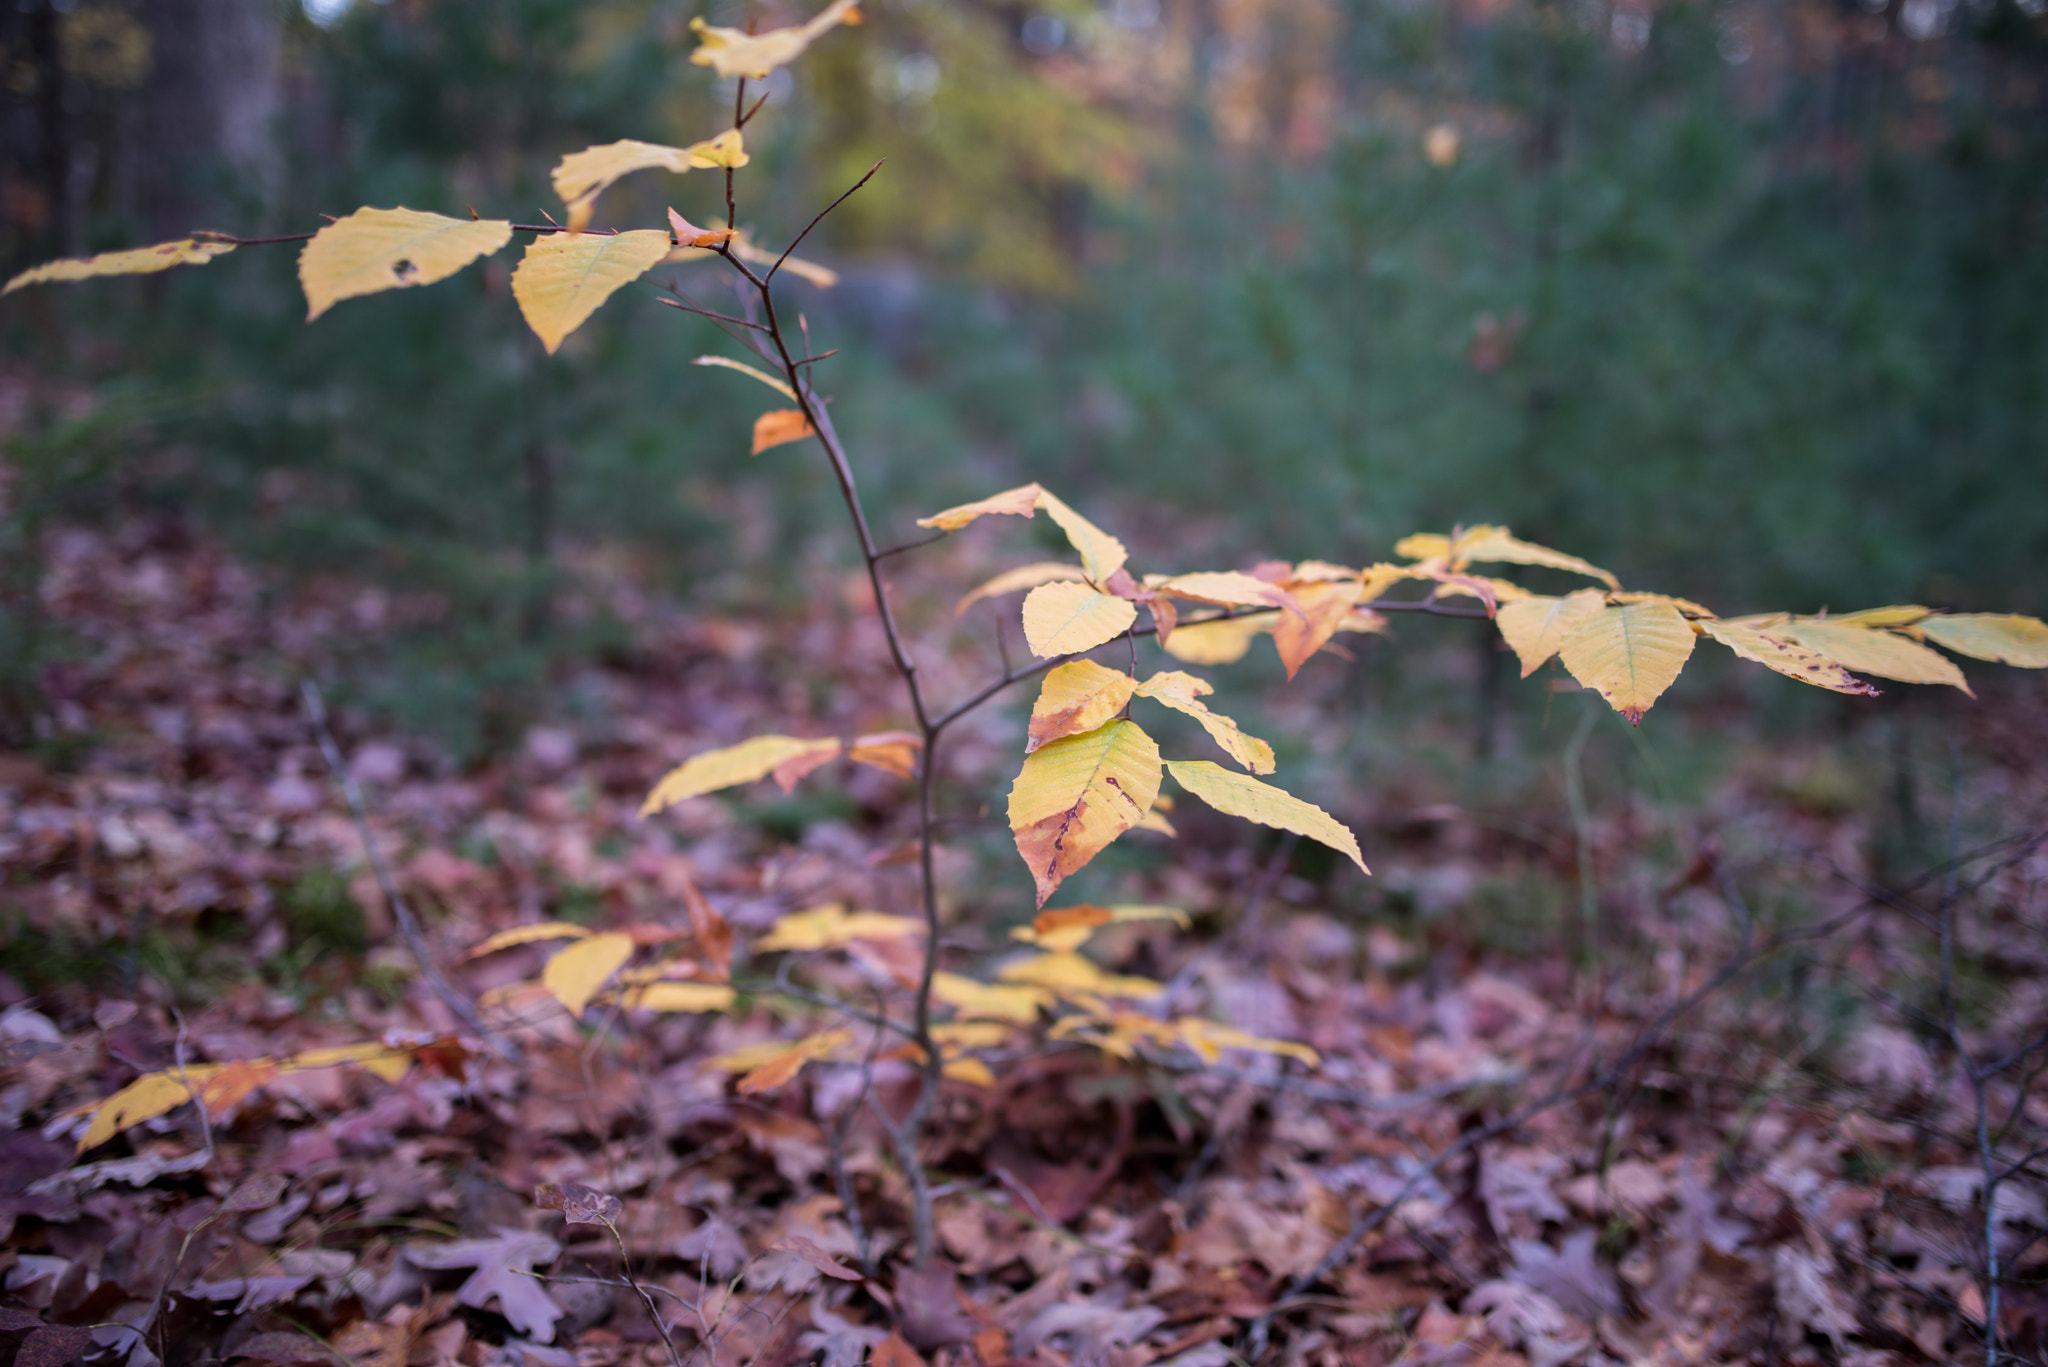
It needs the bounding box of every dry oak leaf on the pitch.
[1029,660,1139,752]
[5,237,235,295]
[757,902,925,952]
[690,0,863,79]
[1698,619,1879,696]
[1133,670,1274,774]
[541,932,634,1017]
[511,228,671,354]
[1556,600,1696,724]
[546,133,744,231]
[535,1181,623,1227]
[298,208,511,321]
[1166,760,1367,873]
[1008,718,1162,906]
[1766,617,1970,692]
[1022,581,1138,657]
[642,735,844,814]
[1495,589,1607,678]
[1916,612,2048,666]
[752,409,817,455]
[403,1231,564,1341]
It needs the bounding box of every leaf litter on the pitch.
[0,493,2045,1366]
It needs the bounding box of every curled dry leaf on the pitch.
[546,132,745,231]
[690,0,864,80]
[847,730,922,779]
[668,206,736,250]
[535,1181,624,1227]
[5,237,236,295]
[752,409,817,455]
[694,353,799,400]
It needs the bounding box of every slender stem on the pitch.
[656,294,769,332]
[769,161,882,287]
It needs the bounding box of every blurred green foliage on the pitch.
[2,0,2043,757]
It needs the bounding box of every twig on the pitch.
[299,681,520,1063]
[873,531,949,561]
[767,161,882,286]
[657,293,770,332]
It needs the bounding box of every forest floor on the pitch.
[3,508,2048,1367]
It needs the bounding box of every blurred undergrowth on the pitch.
[1,0,2044,759]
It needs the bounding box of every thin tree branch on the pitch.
[767,161,882,287]
[656,294,769,332]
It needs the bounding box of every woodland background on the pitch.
[2,1,2048,1366]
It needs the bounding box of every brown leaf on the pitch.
[676,867,733,981]
[534,1181,623,1227]
[872,1331,927,1367]
[894,1262,980,1353]
[1272,577,1362,679]
[225,1332,330,1363]
[221,1173,289,1213]
[848,731,922,780]
[18,1325,96,1367]
[773,1235,862,1280]
[771,744,841,793]
[667,206,736,249]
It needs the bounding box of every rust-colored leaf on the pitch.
[751,409,817,456]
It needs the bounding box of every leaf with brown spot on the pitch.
[1028,660,1138,752]
[1699,619,1880,696]
[5,238,236,295]
[299,208,511,321]
[1007,719,1162,906]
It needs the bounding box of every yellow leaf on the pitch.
[1448,526,1620,589]
[1010,903,1189,952]
[955,562,1087,615]
[998,951,1163,1000]
[1768,619,1970,693]
[5,237,235,295]
[1007,719,1162,907]
[756,903,925,952]
[693,354,799,401]
[1605,590,1715,618]
[1034,488,1128,583]
[1831,605,1935,629]
[708,1028,852,1093]
[549,132,747,231]
[1556,601,1697,724]
[510,228,670,354]
[1136,794,1178,836]
[1029,660,1139,752]
[1495,589,1608,677]
[1155,572,1299,614]
[931,971,1051,1023]
[642,735,842,815]
[1271,578,1362,679]
[298,209,511,322]
[289,1041,415,1080]
[1133,670,1274,774]
[1159,612,1276,665]
[932,1022,1013,1049]
[1021,582,1138,658]
[916,482,1044,531]
[1166,760,1368,873]
[690,0,863,79]
[75,1068,212,1153]
[1916,614,2048,668]
[847,730,922,779]
[1395,532,1451,562]
[1290,560,1359,582]
[1175,1019,1319,1068]
[624,982,737,1013]
[1357,563,1423,602]
[466,922,593,958]
[943,1058,997,1087]
[1699,620,1880,696]
[543,932,635,1017]
[750,409,816,455]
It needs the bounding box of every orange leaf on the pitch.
[751,409,817,456]
[667,206,736,250]
[1272,577,1363,679]
[848,730,922,779]
[874,1332,927,1367]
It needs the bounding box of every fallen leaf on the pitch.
[404,1231,564,1342]
[541,932,634,1017]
